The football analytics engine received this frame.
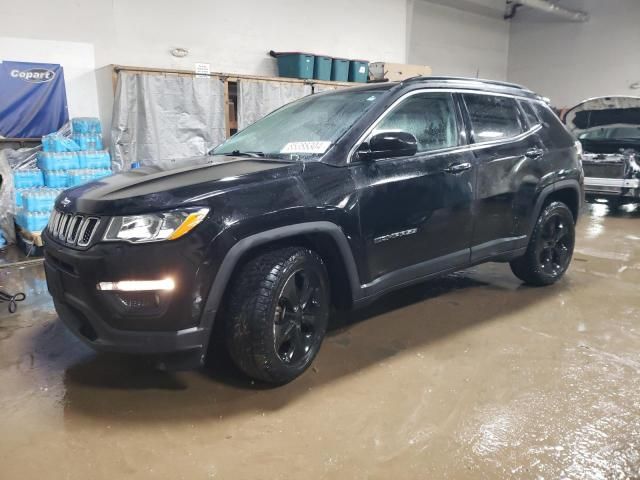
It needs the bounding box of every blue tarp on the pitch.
[0,61,69,138]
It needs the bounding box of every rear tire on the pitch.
[224,246,330,385]
[510,201,575,286]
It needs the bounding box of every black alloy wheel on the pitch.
[510,201,575,286]
[274,268,326,365]
[535,213,573,276]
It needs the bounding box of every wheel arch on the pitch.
[545,185,581,222]
[528,179,582,236]
[200,222,362,333]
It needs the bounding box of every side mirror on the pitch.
[357,131,418,161]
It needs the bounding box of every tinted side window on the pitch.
[520,100,540,128]
[463,94,524,142]
[373,92,458,153]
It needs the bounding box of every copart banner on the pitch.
[0,61,69,138]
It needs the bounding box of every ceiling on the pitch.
[421,0,589,21]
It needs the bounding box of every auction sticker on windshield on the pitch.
[280,141,331,154]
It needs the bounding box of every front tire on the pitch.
[224,246,330,385]
[510,201,575,286]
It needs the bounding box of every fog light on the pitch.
[97,278,175,292]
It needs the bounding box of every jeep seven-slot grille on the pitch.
[48,210,100,247]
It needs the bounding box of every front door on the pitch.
[351,91,475,291]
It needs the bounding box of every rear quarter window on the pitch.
[533,101,575,146]
[519,100,540,128]
[463,94,524,142]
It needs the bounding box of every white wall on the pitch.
[1,0,407,138]
[508,0,640,107]
[108,0,407,75]
[4,0,638,133]
[408,0,510,80]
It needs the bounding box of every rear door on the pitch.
[351,91,475,288]
[461,93,545,261]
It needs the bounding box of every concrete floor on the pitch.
[1,203,639,479]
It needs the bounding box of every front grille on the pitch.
[78,218,99,246]
[583,163,625,179]
[48,210,100,247]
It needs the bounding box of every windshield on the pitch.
[579,125,640,141]
[212,89,385,160]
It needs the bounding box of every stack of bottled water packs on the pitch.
[15,188,64,232]
[13,117,112,232]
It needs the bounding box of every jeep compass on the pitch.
[44,77,584,384]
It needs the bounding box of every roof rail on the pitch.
[400,75,532,92]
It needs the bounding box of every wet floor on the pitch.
[0,204,639,479]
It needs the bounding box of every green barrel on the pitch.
[313,56,333,81]
[348,60,369,83]
[276,52,315,79]
[330,58,349,82]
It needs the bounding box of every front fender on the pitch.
[198,221,362,334]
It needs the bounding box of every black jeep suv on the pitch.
[43,77,583,384]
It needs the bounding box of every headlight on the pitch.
[103,208,209,243]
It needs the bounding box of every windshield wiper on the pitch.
[210,150,300,163]
[223,150,266,158]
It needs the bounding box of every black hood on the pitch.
[56,156,299,215]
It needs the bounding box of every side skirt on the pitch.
[354,239,529,309]
[356,249,470,307]
[470,236,528,263]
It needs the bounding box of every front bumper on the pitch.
[584,177,640,189]
[43,229,216,364]
[51,296,208,355]
[584,176,640,199]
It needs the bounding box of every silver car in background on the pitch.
[565,96,640,209]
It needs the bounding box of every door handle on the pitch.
[444,162,472,174]
[525,148,544,159]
